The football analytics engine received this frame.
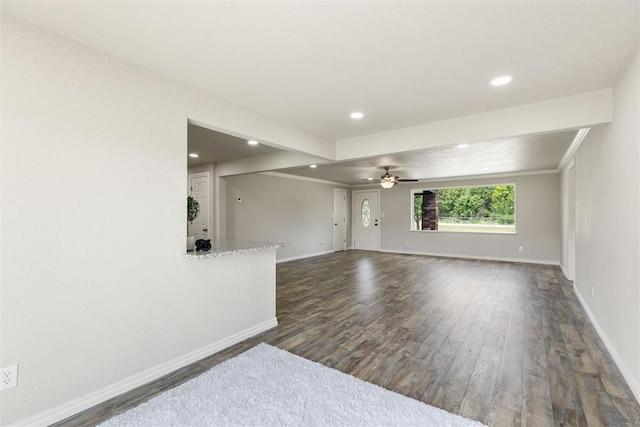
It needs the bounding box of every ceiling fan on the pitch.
[364,166,419,189]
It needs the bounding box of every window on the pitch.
[361,199,371,227]
[411,185,515,233]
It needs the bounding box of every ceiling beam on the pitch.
[216,151,327,177]
[174,81,336,161]
[336,89,612,161]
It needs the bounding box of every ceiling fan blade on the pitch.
[397,179,419,182]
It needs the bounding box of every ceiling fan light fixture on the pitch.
[380,166,398,188]
[368,167,417,188]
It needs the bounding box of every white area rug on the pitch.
[100,343,484,426]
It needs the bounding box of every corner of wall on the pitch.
[574,287,640,403]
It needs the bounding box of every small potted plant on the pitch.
[187,196,200,251]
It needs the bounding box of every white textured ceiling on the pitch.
[4,2,637,181]
[188,124,280,167]
[186,124,575,184]
[280,130,577,184]
[3,1,637,141]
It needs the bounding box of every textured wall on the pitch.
[0,14,320,425]
[569,48,640,398]
[379,173,561,264]
[225,173,351,260]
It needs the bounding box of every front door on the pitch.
[353,190,379,251]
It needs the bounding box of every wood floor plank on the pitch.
[522,373,555,427]
[54,251,640,427]
[459,343,502,423]
[487,289,525,421]
[432,272,500,414]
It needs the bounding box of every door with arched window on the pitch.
[353,190,379,250]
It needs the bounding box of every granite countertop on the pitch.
[184,240,288,260]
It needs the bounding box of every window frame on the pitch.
[410,183,517,235]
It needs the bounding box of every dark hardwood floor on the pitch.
[56,251,640,426]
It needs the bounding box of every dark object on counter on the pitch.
[195,239,212,252]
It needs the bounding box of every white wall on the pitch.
[0,14,323,425]
[379,173,561,264]
[225,173,351,261]
[224,171,561,265]
[564,47,640,398]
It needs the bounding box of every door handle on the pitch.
[203,228,208,232]
[334,223,338,226]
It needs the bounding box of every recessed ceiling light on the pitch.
[247,140,258,145]
[189,153,199,158]
[350,112,364,119]
[367,178,374,181]
[457,144,469,148]
[482,167,490,171]
[491,76,512,86]
[310,164,317,168]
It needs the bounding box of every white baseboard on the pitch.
[573,288,640,404]
[10,318,278,427]
[378,248,559,266]
[558,262,575,281]
[277,250,334,263]
[559,262,569,278]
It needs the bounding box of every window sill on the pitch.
[409,230,517,236]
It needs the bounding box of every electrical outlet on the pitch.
[518,246,524,252]
[1,365,18,390]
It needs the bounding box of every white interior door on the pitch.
[333,188,347,251]
[188,172,210,240]
[353,190,379,251]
